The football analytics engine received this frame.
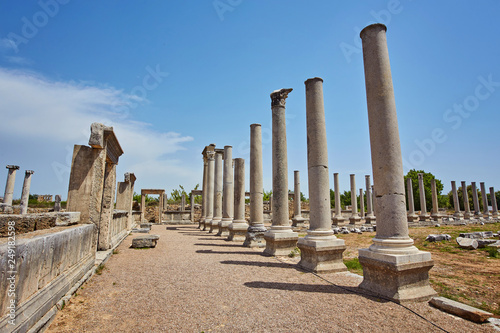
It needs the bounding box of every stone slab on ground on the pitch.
[131,228,149,233]
[131,235,159,248]
[429,296,493,323]
[456,237,478,249]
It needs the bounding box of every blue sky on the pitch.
[0,0,499,200]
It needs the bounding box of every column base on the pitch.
[297,237,347,273]
[227,221,249,242]
[365,215,376,224]
[349,215,361,224]
[463,212,472,219]
[453,212,464,220]
[216,218,232,237]
[291,216,306,228]
[358,248,436,303]
[243,224,267,247]
[419,214,431,222]
[332,215,345,225]
[407,214,419,222]
[202,218,211,231]
[198,219,205,229]
[263,230,298,256]
[431,213,441,222]
[209,218,221,233]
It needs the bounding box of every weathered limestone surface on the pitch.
[2,165,19,208]
[131,234,159,248]
[480,182,491,219]
[418,173,430,221]
[462,181,471,219]
[0,224,95,333]
[244,124,267,247]
[297,77,346,273]
[54,195,62,212]
[471,182,481,218]
[490,187,499,218]
[430,297,493,323]
[357,23,436,303]
[349,174,361,224]
[200,156,208,229]
[406,178,418,222]
[19,170,34,215]
[228,158,248,241]
[451,181,464,220]
[218,146,234,237]
[431,179,441,221]
[291,170,306,228]
[204,147,216,230]
[264,88,298,256]
[116,173,137,230]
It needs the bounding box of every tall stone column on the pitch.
[451,181,463,220]
[190,192,195,223]
[180,194,186,211]
[297,77,346,272]
[269,194,273,213]
[358,23,435,303]
[19,170,34,214]
[116,172,137,230]
[210,149,224,233]
[263,88,298,256]
[480,182,491,219]
[291,170,306,227]
[204,150,216,230]
[471,182,481,218]
[349,174,361,224]
[365,175,375,223]
[1,165,20,211]
[406,178,418,222]
[490,187,498,218]
[218,146,234,237]
[359,189,365,220]
[228,158,248,241]
[140,193,146,222]
[430,179,440,221]
[244,124,267,247]
[332,173,345,224]
[200,154,208,229]
[462,181,471,219]
[418,173,430,221]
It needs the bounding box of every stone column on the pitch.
[54,195,62,212]
[297,77,346,272]
[228,158,248,241]
[349,174,361,224]
[451,181,463,220]
[490,187,498,218]
[263,88,298,256]
[159,192,164,222]
[418,173,430,221]
[359,189,365,220]
[471,182,481,218]
[406,178,418,222]
[19,170,34,214]
[218,146,234,237]
[1,165,20,211]
[291,170,305,227]
[116,172,136,230]
[480,182,491,219]
[141,193,146,222]
[462,181,471,219]
[332,172,344,224]
[180,193,186,211]
[210,149,224,233]
[163,193,168,211]
[357,23,435,303]
[190,192,195,223]
[430,179,440,221]
[244,124,267,247]
[204,150,215,230]
[199,155,208,229]
[269,194,273,213]
[365,175,375,223]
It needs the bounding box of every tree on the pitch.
[404,170,444,212]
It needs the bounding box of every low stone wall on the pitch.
[162,211,193,224]
[0,224,95,333]
[109,210,129,249]
[0,212,80,237]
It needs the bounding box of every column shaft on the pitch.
[480,182,491,218]
[431,179,440,220]
[462,181,471,219]
[19,170,34,214]
[332,173,344,224]
[418,173,429,221]
[228,158,248,241]
[210,149,223,233]
[451,181,463,219]
[218,145,234,237]
[3,165,19,207]
[349,174,361,224]
[490,187,498,217]
[471,182,481,218]
[291,170,305,227]
[365,175,375,223]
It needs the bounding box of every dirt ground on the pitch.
[335,221,500,316]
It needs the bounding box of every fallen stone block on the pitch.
[140,223,153,229]
[131,235,160,248]
[429,296,492,323]
[425,234,451,242]
[131,228,150,233]
[456,237,478,249]
[341,230,350,234]
[477,239,498,248]
[488,240,500,248]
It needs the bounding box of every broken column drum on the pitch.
[297,77,346,273]
[263,88,298,256]
[357,23,436,303]
[244,124,267,247]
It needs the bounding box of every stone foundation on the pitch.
[263,231,298,256]
[297,238,347,273]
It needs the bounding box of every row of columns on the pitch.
[332,173,376,225]
[1,165,35,215]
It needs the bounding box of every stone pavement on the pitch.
[47,225,495,332]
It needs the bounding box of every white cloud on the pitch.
[0,67,196,197]
[0,38,18,52]
[4,56,32,65]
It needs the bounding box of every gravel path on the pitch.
[47,225,495,332]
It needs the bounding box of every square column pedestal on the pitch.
[358,248,436,303]
[263,229,298,256]
[298,237,347,273]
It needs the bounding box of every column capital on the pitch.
[206,150,215,160]
[360,23,387,39]
[6,165,19,170]
[270,88,293,107]
[25,170,34,175]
